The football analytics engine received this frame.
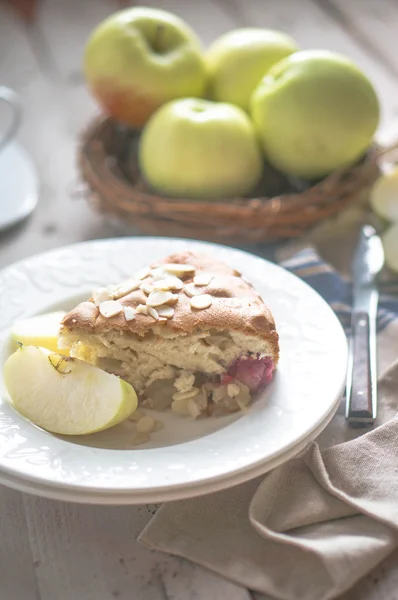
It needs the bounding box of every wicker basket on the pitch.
[79,116,393,244]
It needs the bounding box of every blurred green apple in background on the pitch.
[139,98,263,199]
[250,50,380,179]
[84,7,207,128]
[206,28,298,111]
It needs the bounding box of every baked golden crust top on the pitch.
[61,251,279,360]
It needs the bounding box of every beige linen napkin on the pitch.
[140,213,398,600]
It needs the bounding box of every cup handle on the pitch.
[0,87,22,152]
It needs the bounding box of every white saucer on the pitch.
[0,141,38,231]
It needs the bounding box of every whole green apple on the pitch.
[84,7,207,128]
[206,28,298,112]
[250,50,380,180]
[139,98,263,199]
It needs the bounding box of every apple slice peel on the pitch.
[3,346,138,435]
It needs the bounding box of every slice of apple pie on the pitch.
[59,251,279,418]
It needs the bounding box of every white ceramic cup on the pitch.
[0,86,22,153]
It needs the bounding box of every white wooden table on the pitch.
[1,1,398,598]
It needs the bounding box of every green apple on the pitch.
[139,98,263,199]
[206,28,298,111]
[370,167,398,223]
[10,311,68,355]
[250,50,380,179]
[4,346,137,435]
[84,7,207,128]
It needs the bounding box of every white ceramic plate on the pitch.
[0,238,347,504]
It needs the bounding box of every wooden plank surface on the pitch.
[1,1,398,599]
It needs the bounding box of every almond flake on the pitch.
[164,263,196,277]
[151,267,167,281]
[193,273,213,286]
[167,294,179,306]
[113,279,141,299]
[136,304,148,315]
[141,282,154,295]
[152,277,183,291]
[93,287,113,306]
[156,305,174,319]
[190,294,213,310]
[99,300,123,318]
[135,268,151,280]
[147,306,159,320]
[146,291,173,307]
[123,306,136,321]
[158,317,167,323]
[184,283,202,297]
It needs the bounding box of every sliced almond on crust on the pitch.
[123,306,136,321]
[190,295,213,310]
[113,279,141,299]
[193,273,213,286]
[152,277,183,291]
[184,283,202,297]
[93,287,114,306]
[141,282,154,295]
[164,263,196,277]
[157,305,174,319]
[147,291,174,307]
[136,304,148,315]
[167,294,179,306]
[99,300,123,318]
[147,306,159,320]
[151,267,167,281]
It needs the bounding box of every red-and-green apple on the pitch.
[250,50,380,179]
[84,7,207,128]
[206,28,298,111]
[139,98,263,199]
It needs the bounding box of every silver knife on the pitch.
[346,225,384,426]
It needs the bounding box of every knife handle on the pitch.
[346,311,376,426]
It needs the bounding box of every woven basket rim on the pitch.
[80,116,392,208]
[78,115,398,243]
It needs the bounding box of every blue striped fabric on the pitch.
[280,248,398,334]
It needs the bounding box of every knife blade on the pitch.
[346,225,384,426]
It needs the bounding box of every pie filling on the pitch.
[59,328,276,419]
[140,355,275,418]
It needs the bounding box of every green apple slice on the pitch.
[370,167,398,223]
[3,346,138,435]
[10,311,68,355]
